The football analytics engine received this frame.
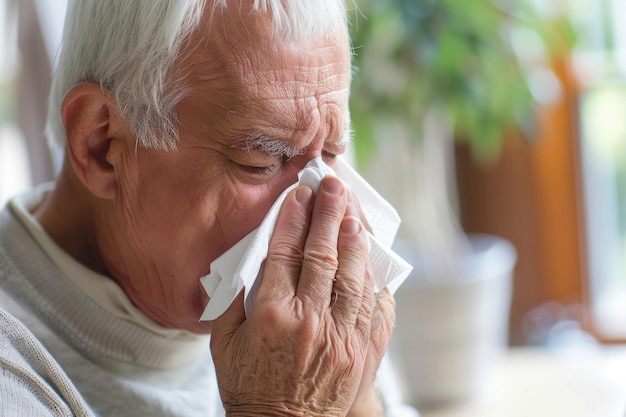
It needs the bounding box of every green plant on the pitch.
[349,0,575,165]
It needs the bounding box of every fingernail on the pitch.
[323,177,344,196]
[296,186,313,207]
[341,216,361,235]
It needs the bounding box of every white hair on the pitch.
[46,0,351,161]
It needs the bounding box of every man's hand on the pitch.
[210,176,394,416]
[346,285,395,417]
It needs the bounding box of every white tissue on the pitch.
[199,157,413,321]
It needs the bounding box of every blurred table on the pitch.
[418,345,626,417]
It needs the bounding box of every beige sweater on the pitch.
[0,187,418,417]
[0,189,223,417]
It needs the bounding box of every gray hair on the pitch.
[46,0,350,160]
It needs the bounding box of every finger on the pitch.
[297,176,348,308]
[374,287,397,334]
[331,214,368,327]
[354,264,377,346]
[370,287,396,354]
[347,189,372,234]
[258,186,314,303]
[331,199,368,320]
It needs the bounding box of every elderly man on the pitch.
[0,1,417,416]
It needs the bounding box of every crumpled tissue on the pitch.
[199,156,413,321]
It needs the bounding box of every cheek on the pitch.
[125,152,300,267]
[214,187,278,244]
[211,169,300,252]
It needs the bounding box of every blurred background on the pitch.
[1,0,625,416]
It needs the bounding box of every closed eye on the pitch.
[237,161,281,176]
[322,150,338,160]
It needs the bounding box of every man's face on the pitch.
[97,10,352,332]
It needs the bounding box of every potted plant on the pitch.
[348,0,575,407]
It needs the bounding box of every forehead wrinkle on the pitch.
[186,8,351,154]
[250,63,351,90]
[249,84,349,119]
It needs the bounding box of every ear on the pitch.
[61,83,129,200]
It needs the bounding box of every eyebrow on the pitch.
[235,132,307,159]
[233,127,353,159]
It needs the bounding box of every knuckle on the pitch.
[330,289,358,319]
[257,301,290,328]
[378,291,397,327]
[354,308,373,340]
[313,201,345,228]
[270,226,306,255]
[303,248,339,272]
[318,197,344,213]
[335,270,363,295]
[267,243,304,268]
[369,290,396,336]
[372,302,395,334]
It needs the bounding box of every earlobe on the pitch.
[62,83,125,200]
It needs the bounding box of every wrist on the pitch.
[346,384,385,417]
[224,403,343,417]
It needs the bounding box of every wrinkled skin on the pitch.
[211,180,396,416]
[37,3,396,416]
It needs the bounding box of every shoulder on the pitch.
[0,307,94,417]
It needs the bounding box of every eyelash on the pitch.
[241,164,279,176]
[238,155,286,176]
[238,150,338,176]
[322,150,337,160]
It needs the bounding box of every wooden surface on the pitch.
[418,346,626,417]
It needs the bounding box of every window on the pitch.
[575,0,626,339]
[0,0,66,205]
[579,76,626,338]
[0,0,30,206]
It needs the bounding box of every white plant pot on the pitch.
[389,234,517,408]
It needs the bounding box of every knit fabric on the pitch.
[0,188,419,417]
[0,192,222,417]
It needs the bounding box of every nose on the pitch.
[262,155,313,209]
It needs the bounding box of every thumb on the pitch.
[211,291,246,344]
